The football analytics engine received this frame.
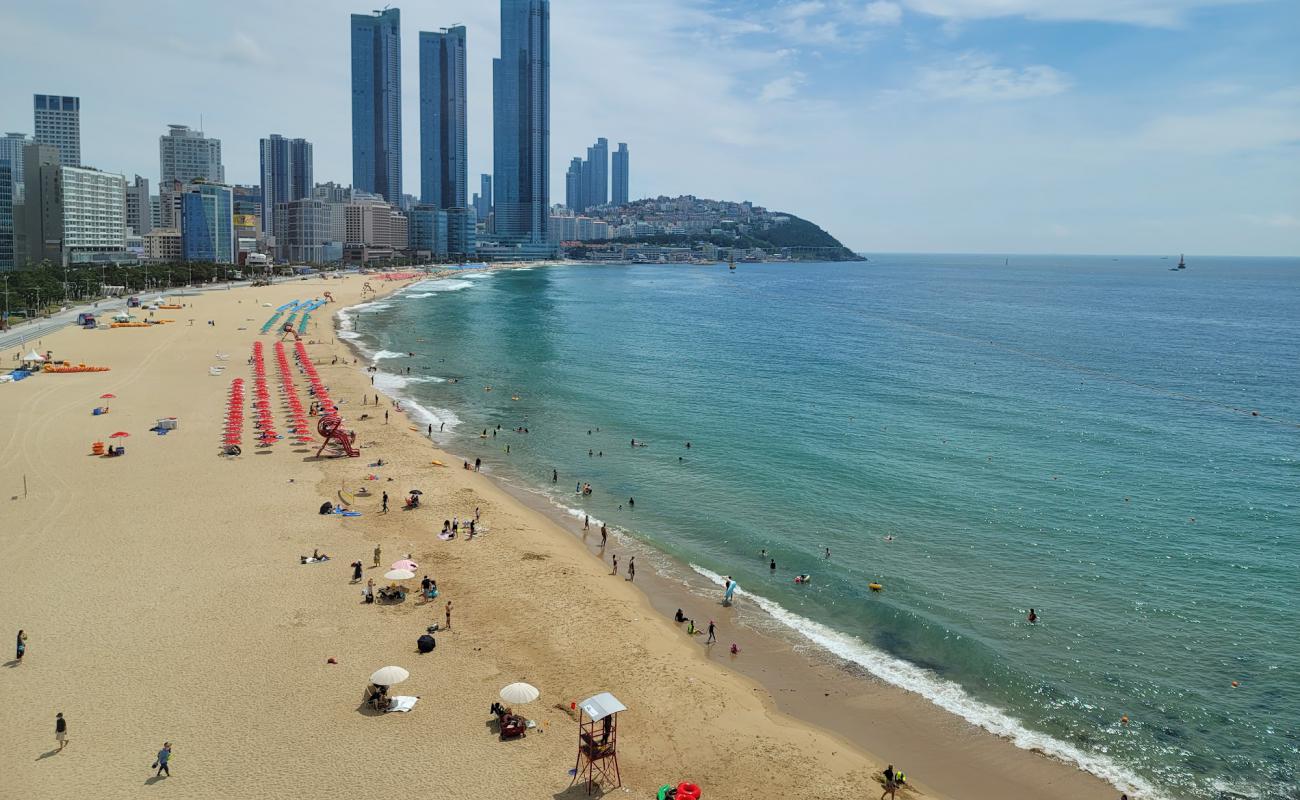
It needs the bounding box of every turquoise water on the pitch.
[341,257,1300,800]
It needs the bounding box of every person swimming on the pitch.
[1027,608,1038,623]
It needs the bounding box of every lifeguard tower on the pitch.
[572,692,625,794]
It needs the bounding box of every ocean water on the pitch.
[343,257,1300,800]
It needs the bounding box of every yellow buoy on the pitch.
[868,583,883,592]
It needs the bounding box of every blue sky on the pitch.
[2,0,1297,254]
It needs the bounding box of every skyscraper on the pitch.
[159,124,223,228]
[587,137,608,209]
[0,159,12,271]
[478,174,493,221]
[565,158,583,212]
[125,175,152,236]
[419,26,468,209]
[493,0,550,247]
[260,134,314,236]
[0,133,28,205]
[612,143,629,206]
[351,8,402,203]
[33,94,80,167]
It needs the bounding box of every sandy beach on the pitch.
[0,273,1123,799]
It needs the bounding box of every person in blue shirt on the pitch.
[153,742,172,777]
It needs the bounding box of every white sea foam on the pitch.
[371,373,445,392]
[403,279,475,299]
[371,350,406,362]
[400,398,460,432]
[338,330,362,341]
[687,563,1166,800]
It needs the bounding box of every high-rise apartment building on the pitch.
[0,159,12,271]
[565,158,583,212]
[612,143,629,206]
[474,174,493,222]
[493,0,550,249]
[180,182,234,264]
[419,26,468,210]
[587,138,608,209]
[351,8,402,203]
[0,133,28,206]
[260,134,314,236]
[18,143,126,266]
[125,175,152,236]
[33,95,80,167]
[159,125,223,227]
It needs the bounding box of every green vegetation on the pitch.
[607,212,860,260]
[0,260,334,326]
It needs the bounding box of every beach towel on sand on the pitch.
[387,696,419,713]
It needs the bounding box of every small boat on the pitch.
[728,257,736,271]
[1177,254,1186,270]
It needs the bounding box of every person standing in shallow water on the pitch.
[600,524,608,548]
[627,557,636,581]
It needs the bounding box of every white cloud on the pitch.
[900,0,1262,28]
[1136,88,1300,154]
[1241,213,1300,229]
[857,1,905,25]
[759,74,808,102]
[220,33,272,67]
[916,53,1071,101]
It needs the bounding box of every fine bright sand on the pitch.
[0,273,1120,799]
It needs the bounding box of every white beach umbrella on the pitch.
[499,682,540,705]
[22,350,45,362]
[370,666,410,686]
[384,569,416,581]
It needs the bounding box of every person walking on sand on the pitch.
[385,410,389,424]
[611,554,618,575]
[880,765,899,800]
[351,561,363,582]
[373,544,382,568]
[152,742,172,777]
[600,524,608,548]
[55,712,68,751]
[627,557,636,582]
[16,629,27,663]
[382,491,389,513]
[445,600,453,630]
[706,621,716,645]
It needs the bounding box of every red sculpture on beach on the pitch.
[315,415,359,458]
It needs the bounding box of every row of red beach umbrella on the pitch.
[249,341,279,446]
[223,379,245,447]
[294,341,336,417]
[274,342,316,446]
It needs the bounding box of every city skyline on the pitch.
[0,1,1296,255]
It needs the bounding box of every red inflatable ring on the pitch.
[676,783,701,800]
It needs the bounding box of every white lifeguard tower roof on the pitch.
[579,693,626,722]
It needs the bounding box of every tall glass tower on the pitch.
[493,0,549,245]
[419,26,468,209]
[351,8,402,203]
[260,135,314,236]
[587,137,608,208]
[612,143,629,206]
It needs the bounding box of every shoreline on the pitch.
[335,270,1141,800]
[0,272,1124,800]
